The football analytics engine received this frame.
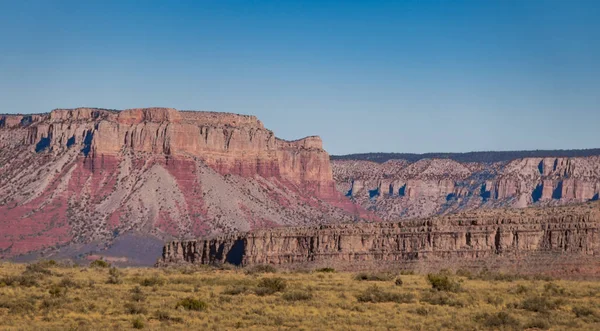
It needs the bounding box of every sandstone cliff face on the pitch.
[334,157,600,220]
[160,202,600,276]
[0,108,364,262]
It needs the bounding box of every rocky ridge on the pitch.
[0,108,366,263]
[160,202,600,277]
[333,157,600,220]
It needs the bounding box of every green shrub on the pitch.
[475,311,521,329]
[413,306,430,316]
[512,284,529,294]
[486,296,504,307]
[130,286,147,302]
[255,277,287,296]
[520,295,564,313]
[175,298,207,311]
[426,273,461,292]
[356,285,415,303]
[125,302,148,315]
[59,277,81,289]
[90,259,110,268]
[140,275,165,287]
[49,284,67,298]
[532,274,554,282]
[107,267,123,284]
[0,298,36,314]
[544,282,566,295]
[282,290,313,302]
[223,285,248,296]
[455,269,472,278]
[132,316,145,329]
[523,318,550,330]
[474,270,525,282]
[421,291,466,307]
[354,272,395,281]
[0,274,39,287]
[245,265,277,274]
[24,262,52,276]
[155,310,184,323]
[573,305,599,321]
[315,267,335,273]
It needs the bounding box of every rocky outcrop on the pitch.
[0,107,365,262]
[159,202,600,276]
[334,157,600,220]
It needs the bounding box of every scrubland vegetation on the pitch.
[1,261,600,330]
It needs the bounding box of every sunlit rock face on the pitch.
[160,202,600,277]
[0,107,368,261]
[333,157,600,220]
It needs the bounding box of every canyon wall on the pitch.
[333,158,600,220]
[159,202,600,276]
[0,108,364,262]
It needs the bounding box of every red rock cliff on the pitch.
[0,107,366,262]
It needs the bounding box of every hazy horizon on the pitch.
[1,1,598,155]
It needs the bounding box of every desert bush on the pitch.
[573,305,597,318]
[49,284,67,298]
[315,267,335,273]
[426,273,461,292]
[132,316,145,329]
[59,277,81,289]
[354,272,395,281]
[0,298,37,314]
[519,295,564,313]
[125,302,148,315]
[175,298,207,311]
[512,284,529,295]
[24,262,52,276]
[0,274,39,287]
[413,306,430,316]
[282,290,313,302]
[455,269,472,278]
[90,259,110,269]
[40,297,65,310]
[421,291,466,307]
[222,285,249,296]
[532,274,554,281]
[107,267,123,284]
[356,285,415,303]
[572,305,600,322]
[399,270,415,275]
[472,269,526,282]
[130,286,147,302]
[486,295,504,306]
[544,282,566,295]
[245,265,277,274]
[255,277,287,296]
[523,318,550,330]
[155,310,184,323]
[475,311,521,329]
[140,275,165,287]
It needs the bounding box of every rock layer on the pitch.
[0,108,365,262]
[334,157,600,220]
[159,202,600,276]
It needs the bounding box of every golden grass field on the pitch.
[1,261,600,330]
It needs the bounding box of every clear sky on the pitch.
[0,1,598,155]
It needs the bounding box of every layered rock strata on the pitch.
[0,108,365,262]
[159,202,600,276]
[334,157,600,220]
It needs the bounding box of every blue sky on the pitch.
[0,0,598,155]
